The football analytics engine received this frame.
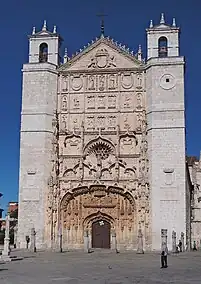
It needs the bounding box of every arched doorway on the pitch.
[92,220,110,249]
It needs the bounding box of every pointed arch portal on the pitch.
[60,185,137,250]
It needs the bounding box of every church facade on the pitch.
[18,14,188,251]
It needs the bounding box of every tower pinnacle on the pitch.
[160,13,165,24]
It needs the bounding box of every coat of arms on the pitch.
[88,48,116,69]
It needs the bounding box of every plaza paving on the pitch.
[0,249,201,283]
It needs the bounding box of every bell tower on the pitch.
[18,21,61,249]
[146,14,186,250]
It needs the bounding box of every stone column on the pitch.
[30,228,36,252]
[14,225,18,249]
[161,229,168,251]
[84,230,89,252]
[111,231,117,250]
[172,230,176,253]
[2,215,10,257]
[137,229,144,254]
[181,232,185,252]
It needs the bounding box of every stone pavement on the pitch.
[0,250,201,283]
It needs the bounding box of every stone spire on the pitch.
[42,20,47,31]
[172,18,176,27]
[53,25,57,33]
[160,13,165,24]
[149,20,153,28]
[137,45,142,61]
[63,48,68,63]
[32,27,36,35]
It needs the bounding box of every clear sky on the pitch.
[0,0,200,212]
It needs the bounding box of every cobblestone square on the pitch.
[0,250,201,283]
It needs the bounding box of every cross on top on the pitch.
[97,12,107,37]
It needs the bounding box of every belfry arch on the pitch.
[60,185,137,250]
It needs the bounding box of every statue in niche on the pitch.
[62,96,67,110]
[109,74,116,89]
[73,97,80,109]
[124,94,131,108]
[139,160,148,183]
[140,138,148,157]
[136,113,142,131]
[124,115,130,130]
[99,75,105,91]
[61,115,67,131]
[137,73,142,88]
[88,75,95,90]
[136,93,142,109]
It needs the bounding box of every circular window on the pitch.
[160,74,176,90]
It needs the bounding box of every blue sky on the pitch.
[0,0,200,212]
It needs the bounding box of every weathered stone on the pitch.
[30,228,36,252]
[137,229,144,254]
[172,230,176,253]
[84,230,89,253]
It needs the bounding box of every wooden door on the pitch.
[92,220,110,249]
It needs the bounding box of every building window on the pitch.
[39,43,48,63]
[158,37,168,58]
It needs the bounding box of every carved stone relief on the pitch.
[86,116,95,130]
[88,48,116,69]
[120,132,137,155]
[62,76,68,92]
[61,95,68,111]
[60,185,136,249]
[136,93,143,109]
[98,75,106,91]
[136,73,143,89]
[71,74,83,91]
[108,95,117,109]
[121,72,134,89]
[73,96,80,109]
[107,116,117,130]
[60,114,67,132]
[86,95,95,109]
[123,93,132,109]
[108,74,118,90]
[97,116,106,129]
[87,75,96,91]
[97,95,106,109]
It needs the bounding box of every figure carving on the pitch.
[108,74,116,89]
[99,75,105,91]
[136,93,142,109]
[88,75,95,90]
[62,96,67,110]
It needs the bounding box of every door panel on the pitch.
[92,220,110,249]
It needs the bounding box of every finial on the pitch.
[53,25,57,33]
[137,45,142,61]
[97,13,107,38]
[42,20,47,31]
[63,48,68,64]
[172,18,176,27]
[149,20,153,28]
[32,27,36,35]
[160,13,165,24]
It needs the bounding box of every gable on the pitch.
[59,38,144,72]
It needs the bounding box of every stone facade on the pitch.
[18,14,188,251]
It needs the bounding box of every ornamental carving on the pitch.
[88,48,116,69]
[121,72,134,89]
[71,74,83,91]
